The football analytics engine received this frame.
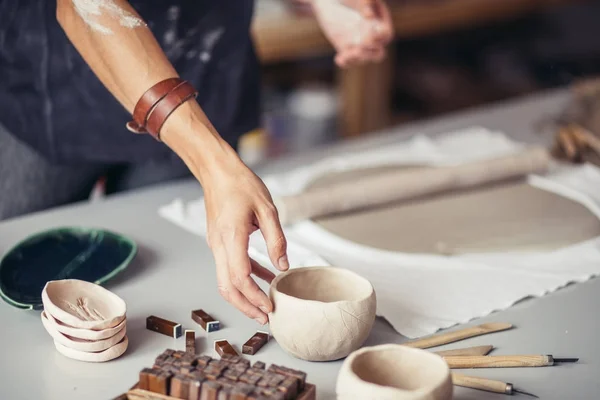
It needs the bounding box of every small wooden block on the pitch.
[268,365,306,391]
[191,309,220,333]
[252,361,266,370]
[200,380,221,400]
[147,316,182,339]
[188,379,202,400]
[242,331,269,356]
[170,374,191,399]
[139,368,155,391]
[149,372,172,395]
[214,339,238,357]
[185,330,196,355]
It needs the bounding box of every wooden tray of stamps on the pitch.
[113,349,316,400]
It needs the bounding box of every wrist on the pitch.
[160,100,240,185]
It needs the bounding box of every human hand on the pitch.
[310,0,394,68]
[202,153,289,325]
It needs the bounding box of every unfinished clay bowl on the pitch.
[54,335,129,363]
[44,310,127,341]
[268,266,376,361]
[41,311,127,352]
[42,279,126,330]
[336,344,453,400]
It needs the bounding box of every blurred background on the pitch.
[238,0,600,165]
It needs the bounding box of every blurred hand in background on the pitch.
[311,0,394,67]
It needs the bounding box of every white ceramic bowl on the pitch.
[336,344,453,400]
[42,279,126,330]
[41,311,127,352]
[44,310,127,340]
[54,336,129,363]
[268,266,376,361]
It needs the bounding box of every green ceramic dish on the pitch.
[0,227,137,310]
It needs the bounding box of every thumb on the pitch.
[256,206,289,271]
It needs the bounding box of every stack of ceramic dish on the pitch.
[41,279,128,362]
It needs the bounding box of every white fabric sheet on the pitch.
[158,127,600,338]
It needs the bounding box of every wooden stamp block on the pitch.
[214,339,238,357]
[185,330,196,355]
[147,316,182,339]
[191,309,220,333]
[242,331,269,356]
[170,374,191,399]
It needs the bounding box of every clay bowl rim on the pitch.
[345,344,450,394]
[42,279,127,330]
[270,266,375,306]
[41,310,127,352]
[44,310,127,340]
[53,335,129,363]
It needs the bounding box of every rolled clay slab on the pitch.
[44,310,127,341]
[42,279,126,330]
[41,311,127,352]
[268,266,376,361]
[275,147,550,225]
[336,344,453,400]
[54,336,129,363]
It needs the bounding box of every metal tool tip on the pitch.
[514,388,539,398]
[554,357,579,363]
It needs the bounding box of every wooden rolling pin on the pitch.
[403,322,512,349]
[443,355,578,369]
[451,373,538,397]
[274,147,551,225]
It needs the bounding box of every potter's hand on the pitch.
[203,154,289,325]
[310,0,393,68]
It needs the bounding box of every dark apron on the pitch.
[0,0,260,164]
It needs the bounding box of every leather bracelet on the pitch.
[125,77,183,137]
[144,81,198,140]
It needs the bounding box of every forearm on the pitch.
[56,0,236,183]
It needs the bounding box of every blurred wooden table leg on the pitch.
[338,47,394,137]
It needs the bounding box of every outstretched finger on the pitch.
[222,227,273,314]
[215,244,267,324]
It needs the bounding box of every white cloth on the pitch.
[158,127,600,338]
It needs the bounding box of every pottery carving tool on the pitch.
[451,373,538,398]
[434,345,494,357]
[443,355,579,369]
[402,322,513,349]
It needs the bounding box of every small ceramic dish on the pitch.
[0,227,136,310]
[336,344,453,400]
[269,266,376,361]
[54,336,129,363]
[44,310,127,340]
[41,311,127,352]
[42,279,126,330]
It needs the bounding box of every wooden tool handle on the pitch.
[403,323,512,349]
[444,355,553,368]
[434,345,494,357]
[451,373,511,394]
[275,147,550,225]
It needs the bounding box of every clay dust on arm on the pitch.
[71,0,145,35]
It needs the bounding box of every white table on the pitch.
[1,88,599,399]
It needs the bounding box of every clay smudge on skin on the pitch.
[71,0,146,35]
